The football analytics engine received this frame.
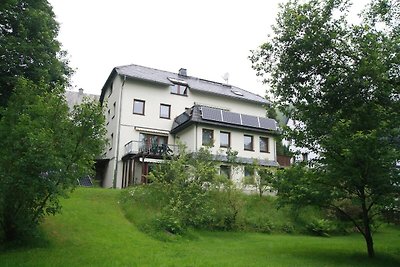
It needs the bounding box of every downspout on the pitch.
[195,123,198,152]
[113,75,126,188]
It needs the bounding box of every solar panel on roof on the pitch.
[259,117,277,130]
[201,107,222,122]
[222,111,241,125]
[241,114,259,128]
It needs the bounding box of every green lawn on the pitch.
[0,188,399,266]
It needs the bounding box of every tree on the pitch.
[244,161,276,198]
[250,0,399,258]
[0,0,71,108]
[0,79,107,242]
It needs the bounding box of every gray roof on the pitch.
[171,105,278,135]
[100,64,267,104]
[65,89,99,110]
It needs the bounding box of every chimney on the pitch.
[78,88,84,95]
[179,68,187,76]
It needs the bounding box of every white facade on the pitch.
[98,65,279,188]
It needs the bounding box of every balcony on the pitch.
[124,140,180,158]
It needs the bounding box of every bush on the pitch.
[244,217,275,233]
[306,219,333,237]
[281,223,295,234]
[208,182,244,230]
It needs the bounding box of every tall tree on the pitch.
[0,79,107,242]
[251,0,399,258]
[0,0,71,107]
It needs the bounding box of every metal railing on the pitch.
[124,140,179,157]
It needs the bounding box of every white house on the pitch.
[97,64,279,188]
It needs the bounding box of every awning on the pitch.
[135,126,170,136]
[143,158,164,163]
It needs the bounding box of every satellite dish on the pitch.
[221,72,229,84]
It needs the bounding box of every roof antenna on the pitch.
[221,72,229,84]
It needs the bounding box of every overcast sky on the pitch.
[48,0,365,97]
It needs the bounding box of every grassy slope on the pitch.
[0,188,399,267]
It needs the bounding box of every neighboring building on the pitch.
[98,64,279,189]
[65,88,99,110]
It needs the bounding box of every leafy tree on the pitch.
[147,146,244,233]
[244,161,276,198]
[0,79,107,242]
[0,0,71,108]
[251,0,399,258]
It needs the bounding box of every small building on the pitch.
[98,64,279,188]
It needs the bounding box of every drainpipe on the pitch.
[113,75,126,188]
[195,123,198,152]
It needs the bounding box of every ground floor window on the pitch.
[244,165,254,177]
[220,165,231,179]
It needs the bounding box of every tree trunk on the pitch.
[361,190,375,258]
[364,228,375,258]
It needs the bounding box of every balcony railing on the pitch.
[124,140,180,157]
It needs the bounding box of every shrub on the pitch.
[208,181,244,230]
[306,219,333,237]
[281,223,295,234]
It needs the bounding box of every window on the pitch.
[244,135,254,151]
[260,137,269,153]
[109,133,113,150]
[202,129,214,146]
[133,99,145,115]
[302,153,308,162]
[170,84,188,95]
[244,165,254,177]
[160,104,171,119]
[112,102,116,119]
[220,165,231,179]
[220,131,230,148]
[107,109,110,125]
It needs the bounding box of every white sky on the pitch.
[48,0,365,97]
[48,0,288,97]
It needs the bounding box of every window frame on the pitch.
[202,128,214,146]
[112,102,116,119]
[244,165,254,177]
[220,165,231,179]
[160,103,171,119]
[220,131,231,148]
[109,133,114,151]
[133,99,145,115]
[244,134,254,151]
[170,84,188,96]
[259,136,269,153]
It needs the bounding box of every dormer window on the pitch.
[168,77,188,96]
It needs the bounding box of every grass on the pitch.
[0,187,399,266]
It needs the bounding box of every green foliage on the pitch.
[208,181,244,231]
[0,0,72,107]
[146,146,220,234]
[251,0,400,257]
[0,79,107,243]
[243,160,277,197]
[306,219,334,237]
